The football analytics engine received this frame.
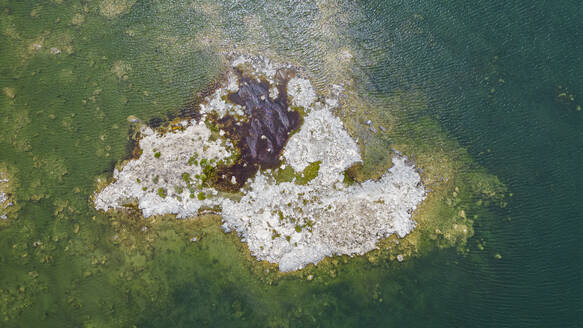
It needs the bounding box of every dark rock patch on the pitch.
[148,117,165,128]
[211,69,301,191]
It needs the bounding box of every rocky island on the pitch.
[95,55,427,271]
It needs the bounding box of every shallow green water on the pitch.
[0,0,581,327]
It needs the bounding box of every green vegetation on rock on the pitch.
[157,187,167,198]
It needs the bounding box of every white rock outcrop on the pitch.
[95,122,232,218]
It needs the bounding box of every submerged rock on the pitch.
[94,54,427,272]
[0,168,14,220]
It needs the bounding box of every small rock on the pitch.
[141,226,148,232]
[126,115,140,123]
[379,125,386,132]
[50,47,61,55]
[190,236,198,242]
[369,127,377,134]
[307,274,313,281]
[365,119,372,126]
[397,254,404,262]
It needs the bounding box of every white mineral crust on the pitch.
[94,55,427,272]
[287,77,317,109]
[221,108,425,271]
[94,122,231,218]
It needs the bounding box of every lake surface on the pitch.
[0,0,581,327]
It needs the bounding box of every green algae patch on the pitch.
[296,161,321,185]
[345,138,395,183]
[157,188,167,199]
[273,161,321,185]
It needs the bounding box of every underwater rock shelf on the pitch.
[95,55,427,272]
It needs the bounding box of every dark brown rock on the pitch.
[212,70,301,191]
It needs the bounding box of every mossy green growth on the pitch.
[197,192,206,200]
[174,186,184,194]
[290,105,308,118]
[273,165,296,183]
[296,161,321,185]
[273,161,321,185]
[154,152,161,158]
[204,120,221,141]
[187,155,198,166]
[181,173,191,183]
[157,187,167,198]
[271,229,281,240]
[199,161,216,187]
[342,170,355,186]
